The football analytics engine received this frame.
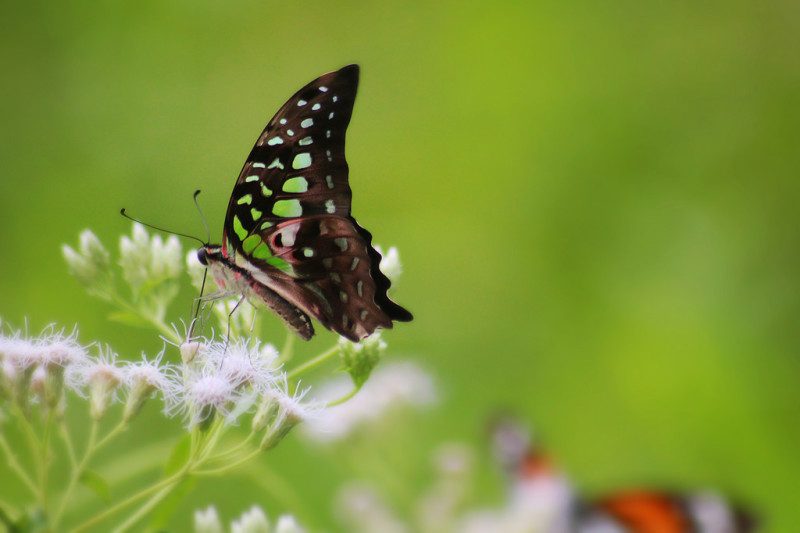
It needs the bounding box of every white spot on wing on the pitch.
[312,103,321,111]
[252,162,266,168]
[319,86,328,92]
[297,99,307,106]
[299,136,313,146]
[325,199,335,213]
[267,158,284,170]
[267,137,283,145]
[282,224,299,247]
[301,118,314,128]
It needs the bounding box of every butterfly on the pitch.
[488,416,756,533]
[196,64,412,342]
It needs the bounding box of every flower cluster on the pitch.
[194,504,305,533]
[0,222,412,531]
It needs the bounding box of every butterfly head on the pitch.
[196,245,218,266]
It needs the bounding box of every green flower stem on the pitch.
[193,447,262,476]
[11,403,42,459]
[94,421,128,451]
[60,421,78,469]
[70,467,189,533]
[204,432,255,464]
[0,433,39,498]
[74,422,234,532]
[325,385,362,407]
[195,419,227,463]
[287,345,340,379]
[52,420,99,528]
[39,409,56,514]
[112,482,177,533]
[10,404,45,507]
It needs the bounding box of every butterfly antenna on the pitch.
[193,190,211,244]
[190,268,209,328]
[120,208,206,246]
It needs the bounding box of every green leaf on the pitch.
[164,434,191,476]
[107,311,150,328]
[79,470,111,502]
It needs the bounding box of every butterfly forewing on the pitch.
[221,64,411,341]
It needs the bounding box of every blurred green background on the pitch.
[2,0,800,530]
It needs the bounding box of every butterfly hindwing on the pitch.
[221,64,412,341]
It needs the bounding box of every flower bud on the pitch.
[259,396,307,450]
[62,230,111,290]
[338,333,387,388]
[230,505,269,533]
[275,515,306,533]
[88,366,122,420]
[251,393,280,433]
[180,341,201,364]
[194,506,224,533]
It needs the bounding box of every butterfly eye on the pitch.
[197,248,209,266]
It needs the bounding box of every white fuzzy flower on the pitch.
[258,375,319,449]
[183,371,239,427]
[204,338,280,391]
[230,505,269,533]
[301,361,436,444]
[194,506,224,533]
[174,337,285,428]
[0,335,37,372]
[375,245,403,283]
[67,346,125,420]
[122,352,178,421]
[275,515,306,533]
[35,328,89,370]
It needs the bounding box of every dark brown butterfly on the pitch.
[197,65,412,341]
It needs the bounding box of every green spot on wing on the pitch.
[266,256,293,274]
[272,199,302,217]
[292,153,312,170]
[260,184,273,197]
[233,215,248,241]
[282,177,308,193]
[250,207,263,221]
[237,194,253,205]
[252,243,272,260]
[242,234,261,254]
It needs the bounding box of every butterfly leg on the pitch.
[223,295,246,356]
